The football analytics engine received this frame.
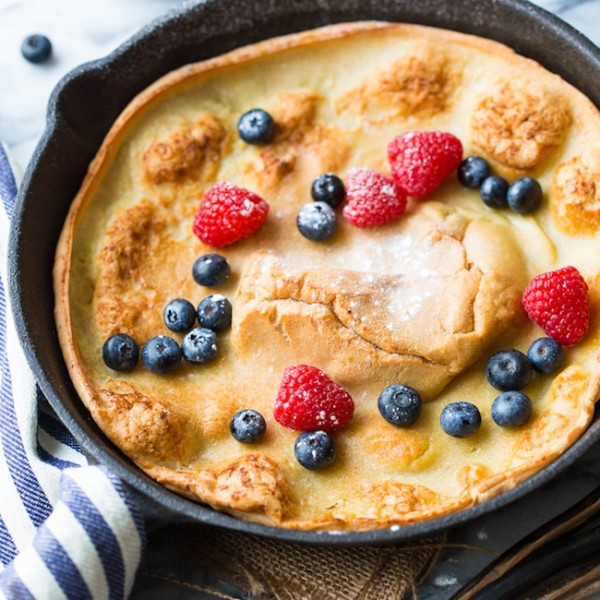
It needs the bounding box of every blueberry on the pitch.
[21,34,52,64]
[141,335,182,374]
[294,430,335,470]
[237,108,275,144]
[197,294,232,331]
[102,333,139,371]
[507,177,543,214]
[486,349,535,391]
[230,409,266,443]
[192,253,231,287]
[181,327,218,364]
[458,156,490,189]
[296,202,337,242]
[163,298,196,332]
[527,337,565,374]
[491,391,532,428]
[480,176,509,209]
[311,173,346,208]
[440,402,481,438]
[377,384,421,427]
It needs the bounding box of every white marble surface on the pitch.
[0,0,179,171]
[1,0,599,598]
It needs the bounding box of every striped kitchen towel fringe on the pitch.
[0,142,145,600]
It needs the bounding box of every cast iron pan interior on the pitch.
[8,0,600,545]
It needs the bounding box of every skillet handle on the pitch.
[450,482,600,600]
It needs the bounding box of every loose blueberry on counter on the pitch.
[181,327,218,364]
[491,391,532,428]
[230,409,267,443]
[294,430,335,470]
[527,337,565,374]
[458,156,490,189]
[21,34,52,63]
[311,173,346,208]
[479,175,509,209]
[102,333,139,372]
[192,253,231,287]
[237,108,275,145]
[506,177,543,214]
[163,298,196,333]
[377,384,421,427]
[141,335,182,374]
[440,402,481,438]
[297,202,337,242]
[486,349,534,391]
[197,294,232,331]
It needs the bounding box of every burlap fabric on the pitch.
[135,523,445,599]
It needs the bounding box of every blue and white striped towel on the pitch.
[0,143,145,599]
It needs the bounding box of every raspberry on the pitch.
[522,266,590,345]
[273,365,354,432]
[342,167,407,228]
[193,182,269,247]
[387,131,463,197]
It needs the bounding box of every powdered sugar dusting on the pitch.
[325,233,437,279]
[240,198,256,217]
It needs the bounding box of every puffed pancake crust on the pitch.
[54,22,600,531]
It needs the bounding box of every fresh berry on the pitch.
[102,334,139,372]
[440,402,481,438]
[181,327,218,364]
[297,202,337,241]
[192,253,231,287]
[522,266,590,345]
[141,335,182,374]
[387,131,463,197]
[163,298,196,333]
[479,175,509,209]
[311,173,346,208]
[491,391,532,428]
[21,34,52,63]
[527,337,565,374]
[294,430,335,470]
[507,177,543,214]
[237,108,275,144]
[273,364,354,432]
[377,384,421,427]
[458,155,491,189]
[230,409,266,443]
[486,349,534,391]
[342,167,407,228]
[193,182,269,247]
[197,294,232,331]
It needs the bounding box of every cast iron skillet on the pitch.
[8,0,600,545]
